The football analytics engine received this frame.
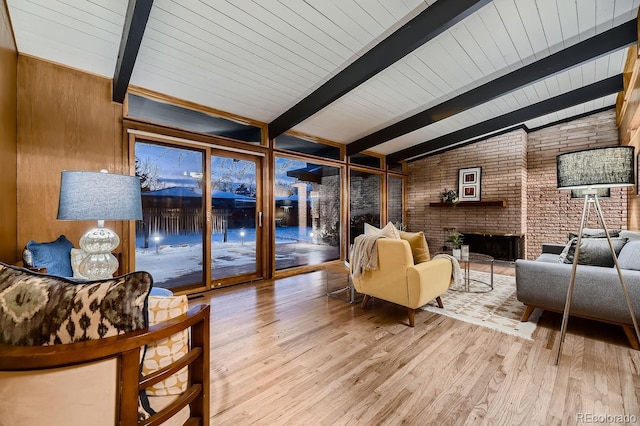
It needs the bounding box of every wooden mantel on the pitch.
[429,200,507,208]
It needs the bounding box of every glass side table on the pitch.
[325,261,361,303]
[454,252,494,292]
[435,251,494,293]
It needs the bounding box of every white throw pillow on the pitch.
[364,222,400,239]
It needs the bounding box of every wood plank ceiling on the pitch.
[7,0,640,161]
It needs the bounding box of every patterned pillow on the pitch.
[0,262,151,346]
[142,295,190,396]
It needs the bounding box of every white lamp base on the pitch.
[78,221,120,280]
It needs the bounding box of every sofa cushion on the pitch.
[398,230,430,263]
[620,230,640,241]
[25,235,74,277]
[0,262,151,346]
[561,237,628,267]
[617,240,640,270]
[364,222,400,239]
[536,253,560,263]
[143,295,189,396]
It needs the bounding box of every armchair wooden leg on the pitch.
[521,305,535,322]
[361,295,370,310]
[408,308,415,327]
[622,325,640,350]
[436,296,444,309]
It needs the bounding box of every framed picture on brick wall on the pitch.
[458,167,481,202]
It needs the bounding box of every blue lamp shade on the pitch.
[57,170,143,221]
[557,146,635,190]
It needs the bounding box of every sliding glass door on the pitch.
[134,140,263,292]
[210,152,261,281]
[349,169,382,243]
[274,156,341,270]
[134,142,206,292]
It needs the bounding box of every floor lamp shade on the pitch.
[57,170,142,279]
[556,146,635,190]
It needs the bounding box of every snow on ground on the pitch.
[136,244,204,283]
[135,227,329,284]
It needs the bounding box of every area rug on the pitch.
[423,271,541,340]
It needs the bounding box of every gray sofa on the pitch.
[515,231,640,349]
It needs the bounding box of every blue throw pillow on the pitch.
[25,235,74,277]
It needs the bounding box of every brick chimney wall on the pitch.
[526,109,626,258]
[407,129,527,256]
[406,109,626,260]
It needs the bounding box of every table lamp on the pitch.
[57,170,142,279]
[554,146,638,364]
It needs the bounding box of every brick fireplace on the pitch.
[461,232,524,261]
[406,109,627,260]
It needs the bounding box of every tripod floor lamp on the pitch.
[554,146,639,365]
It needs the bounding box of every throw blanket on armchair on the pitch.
[350,234,385,279]
[433,253,463,287]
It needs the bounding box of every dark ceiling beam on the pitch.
[112,0,154,103]
[348,19,637,156]
[387,75,623,163]
[268,0,492,138]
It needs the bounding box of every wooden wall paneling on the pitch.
[0,0,17,263]
[628,128,640,231]
[616,9,640,144]
[16,56,125,261]
[617,45,640,145]
[615,20,640,231]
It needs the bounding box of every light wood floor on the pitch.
[191,263,640,425]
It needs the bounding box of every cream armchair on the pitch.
[351,238,452,327]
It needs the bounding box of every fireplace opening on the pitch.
[460,232,524,261]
